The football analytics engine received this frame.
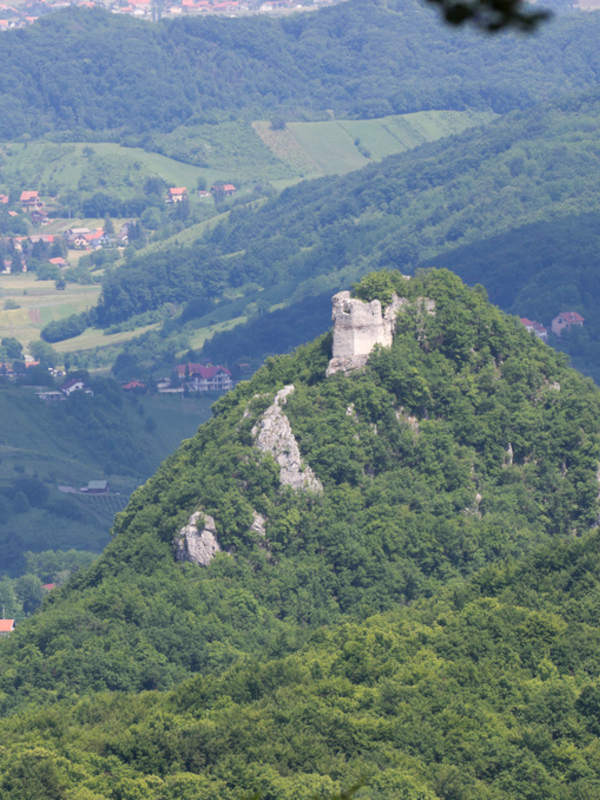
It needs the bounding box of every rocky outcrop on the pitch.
[250,511,266,537]
[173,511,221,566]
[252,385,323,493]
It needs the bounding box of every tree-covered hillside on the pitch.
[78,92,600,354]
[4,531,600,798]
[0,2,599,139]
[2,270,600,798]
[3,270,600,704]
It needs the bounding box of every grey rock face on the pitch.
[174,511,221,566]
[250,511,266,537]
[252,385,323,493]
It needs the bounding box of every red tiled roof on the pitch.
[176,363,231,379]
[122,380,146,390]
[20,190,39,202]
[557,311,584,324]
[0,619,15,633]
[169,187,187,195]
[42,583,56,591]
[520,318,546,333]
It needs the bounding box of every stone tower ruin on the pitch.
[326,290,406,376]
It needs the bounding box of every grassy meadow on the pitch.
[255,110,496,177]
[0,275,100,349]
[0,141,210,199]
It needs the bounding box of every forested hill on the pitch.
[3,270,600,710]
[1,1,600,138]
[5,531,600,797]
[3,269,600,798]
[93,91,600,328]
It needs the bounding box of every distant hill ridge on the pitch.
[1,2,600,139]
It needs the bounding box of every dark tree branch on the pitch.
[425,0,552,31]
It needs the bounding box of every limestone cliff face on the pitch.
[252,385,323,493]
[326,291,407,376]
[173,511,221,565]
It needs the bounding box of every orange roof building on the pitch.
[551,311,584,336]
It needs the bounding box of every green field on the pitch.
[0,110,496,363]
[0,111,495,205]
[0,275,100,348]
[256,110,497,176]
[0,141,211,199]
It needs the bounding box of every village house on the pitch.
[121,380,146,392]
[64,227,91,248]
[80,480,110,494]
[0,619,15,636]
[36,389,65,402]
[176,363,233,392]
[211,183,237,198]
[83,228,105,249]
[61,378,93,397]
[20,190,43,210]
[167,187,188,204]
[551,311,584,336]
[520,318,548,341]
[0,194,8,204]
[31,207,49,225]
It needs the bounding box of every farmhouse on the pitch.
[122,380,146,392]
[167,187,188,203]
[20,190,42,209]
[0,619,15,636]
[175,363,233,392]
[551,311,584,336]
[60,378,93,397]
[211,183,237,198]
[520,317,548,341]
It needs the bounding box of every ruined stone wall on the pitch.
[326,291,407,376]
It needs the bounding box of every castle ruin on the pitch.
[326,290,406,376]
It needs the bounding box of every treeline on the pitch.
[0,549,96,619]
[0,1,600,139]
